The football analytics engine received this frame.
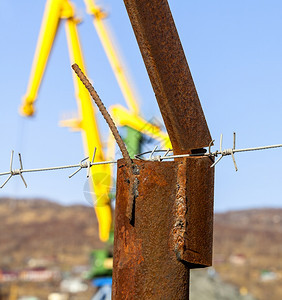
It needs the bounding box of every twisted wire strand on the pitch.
[1,140,282,189]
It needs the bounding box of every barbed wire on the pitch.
[1,133,282,189]
[0,148,116,189]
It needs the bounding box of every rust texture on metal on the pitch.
[113,159,190,299]
[72,63,138,221]
[173,156,214,268]
[113,1,215,298]
[72,63,132,167]
[125,164,140,222]
[123,0,211,154]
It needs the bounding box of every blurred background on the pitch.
[0,0,282,299]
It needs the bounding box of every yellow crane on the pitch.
[82,0,171,153]
[20,0,171,242]
[84,0,140,115]
[20,0,112,242]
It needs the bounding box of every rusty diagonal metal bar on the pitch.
[123,0,212,154]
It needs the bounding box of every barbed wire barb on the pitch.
[0,149,116,188]
[1,133,282,188]
[210,132,238,171]
[0,150,28,188]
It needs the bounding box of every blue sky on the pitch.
[0,0,282,212]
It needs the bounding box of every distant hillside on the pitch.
[214,208,282,300]
[0,198,281,299]
[0,198,103,270]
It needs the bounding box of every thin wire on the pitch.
[1,135,282,188]
[163,144,282,159]
[136,141,282,166]
[229,144,282,153]
[0,143,281,177]
[0,160,118,176]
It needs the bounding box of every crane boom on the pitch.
[20,0,112,242]
[20,0,66,116]
[65,15,112,243]
[110,105,171,149]
[83,0,140,115]
[83,0,171,157]
[20,0,171,242]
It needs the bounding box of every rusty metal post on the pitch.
[113,160,190,299]
[112,0,214,299]
[112,158,214,299]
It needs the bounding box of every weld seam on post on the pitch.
[71,63,132,168]
[172,161,187,261]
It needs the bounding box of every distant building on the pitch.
[60,277,88,293]
[48,293,68,300]
[229,254,247,266]
[0,268,60,282]
[27,257,55,268]
[0,270,18,282]
[20,268,60,282]
[260,270,278,282]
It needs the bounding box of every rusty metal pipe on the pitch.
[112,158,214,299]
[122,0,211,154]
[113,159,190,299]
